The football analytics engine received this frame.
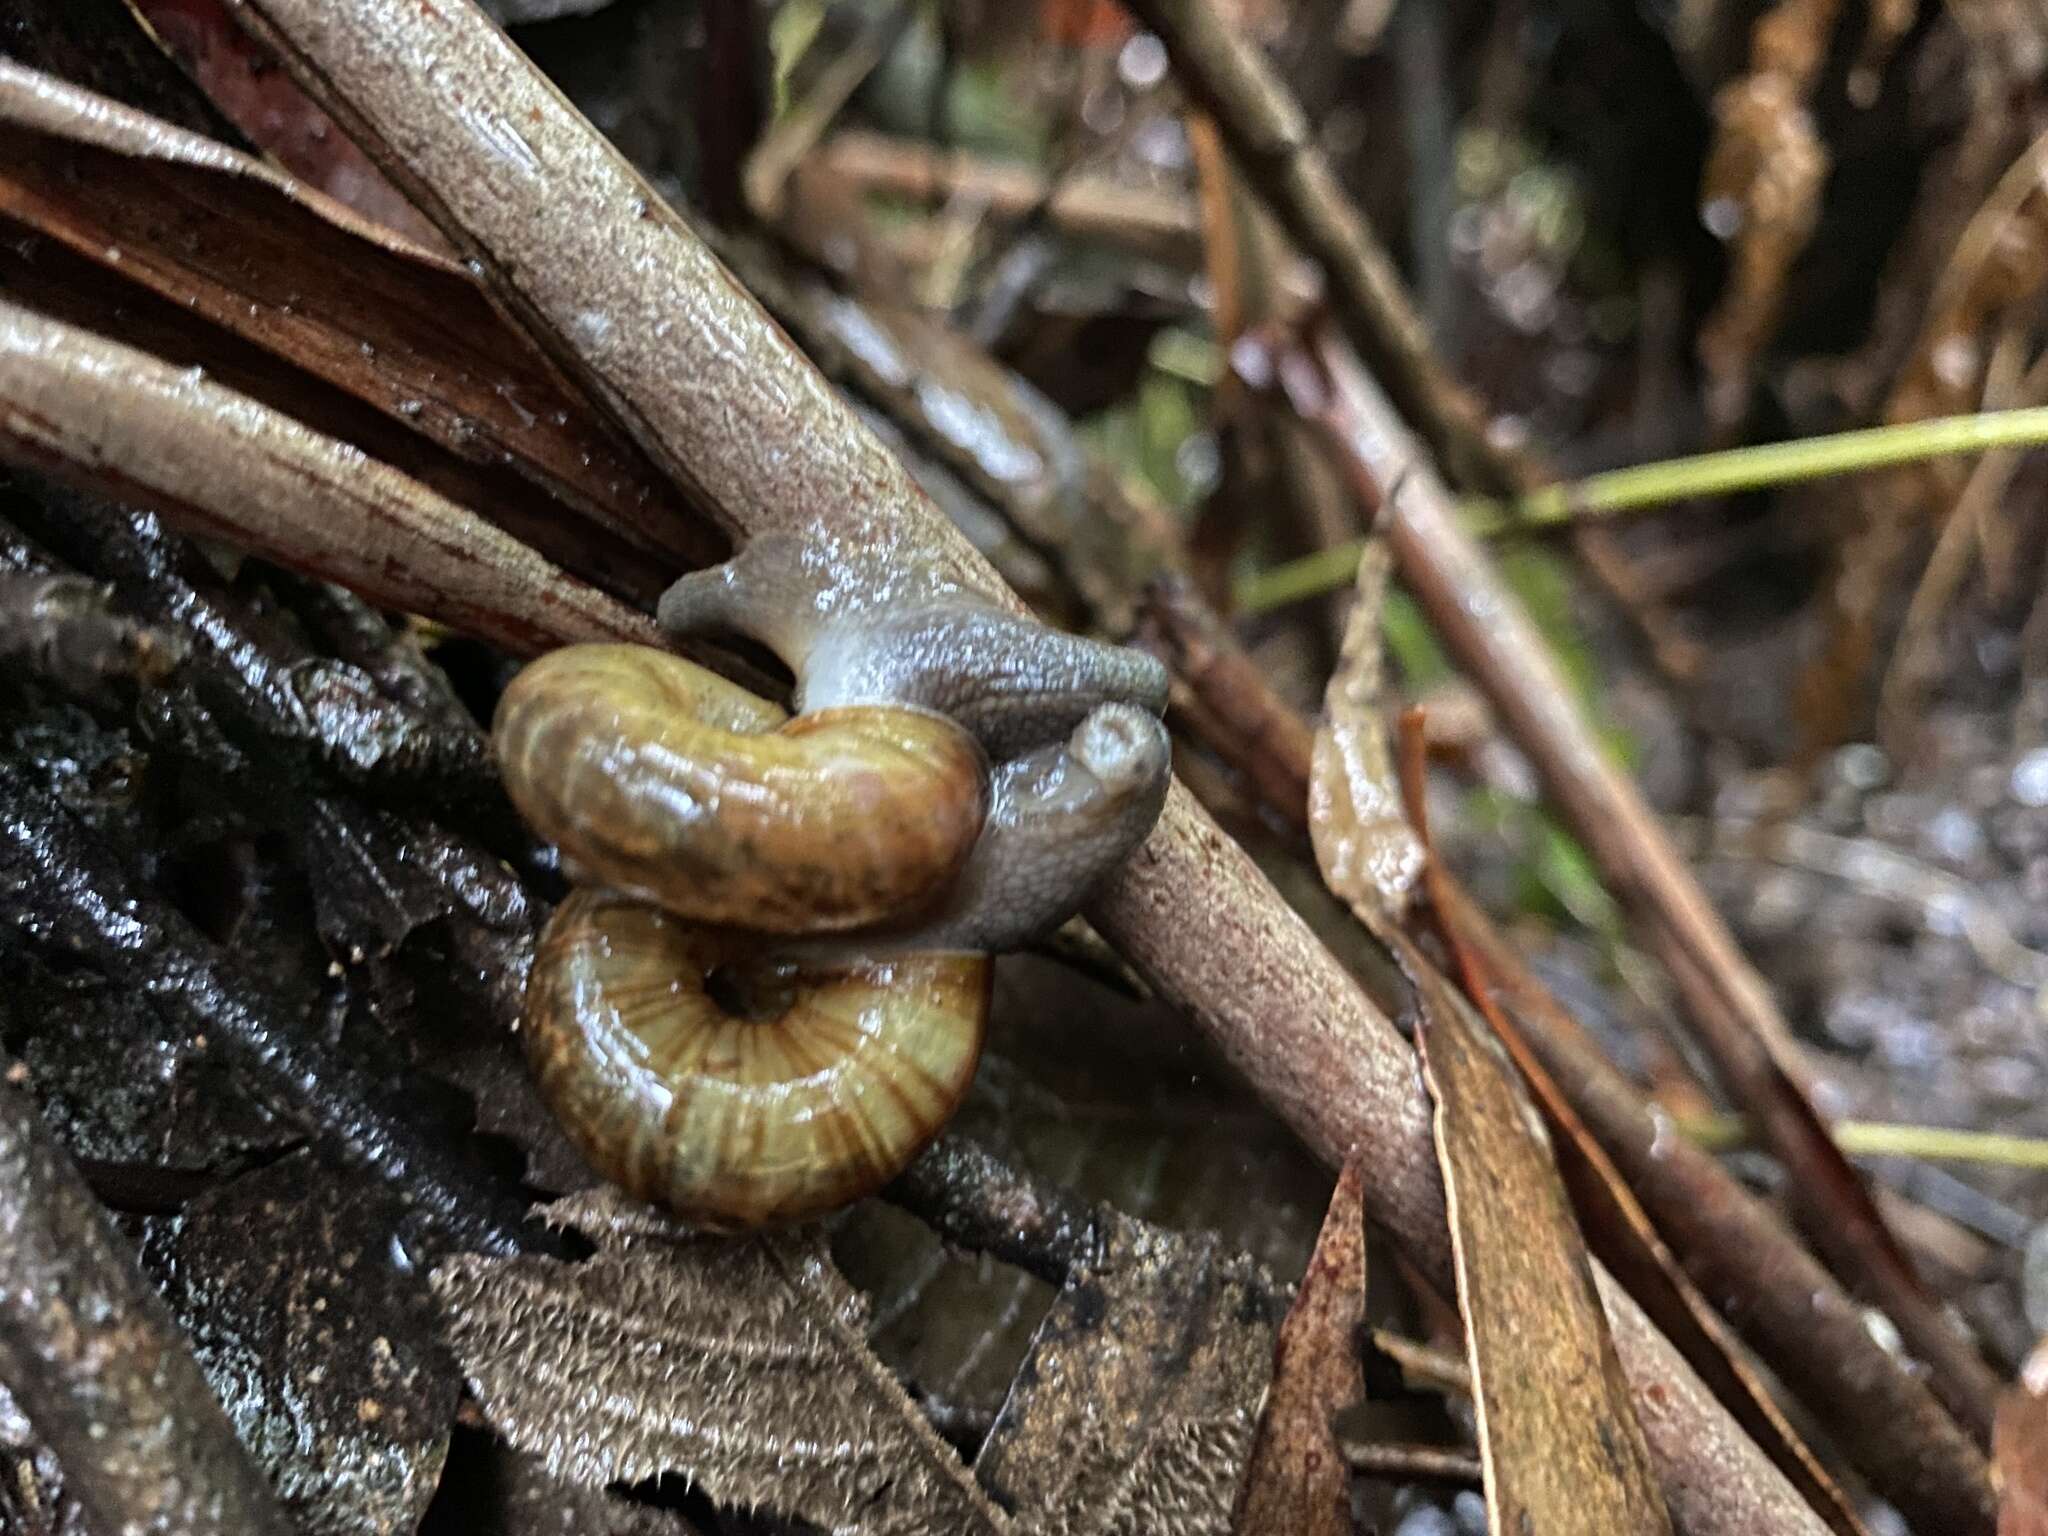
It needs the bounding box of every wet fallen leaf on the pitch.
[1231,1153,1367,1536]
[432,1189,1010,1536]
[975,1218,1278,1535]
[1403,943,1672,1534]
[1401,722,1869,1536]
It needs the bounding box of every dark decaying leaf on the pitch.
[1998,1342,2048,1536]
[1230,1153,1368,1536]
[974,1219,1278,1535]
[128,0,444,246]
[432,1189,1012,1536]
[836,964,1326,1443]
[1403,943,1673,1534]
[428,1431,703,1536]
[142,1150,462,1536]
[0,61,714,595]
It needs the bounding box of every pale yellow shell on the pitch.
[525,891,988,1228]
[494,644,986,933]
[495,644,994,1228]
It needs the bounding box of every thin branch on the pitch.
[743,4,918,223]
[1118,0,1533,497]
[814,130,1203,262]
[1338,1439,1484,1487]
[884,1133,1113,1286]
[0,298,657,657]
[1298,330,2002,1444]
[0,1055,296,1536]
[1697,1117,2048,1168]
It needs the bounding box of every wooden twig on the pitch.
[884,1133,1111,1286]
[0,299,657,657]
[1118,0,1530,497]
[0,1057,297,1536]
[1338,1439,1484,1487]
[815,130,1203,263]
[1297,330,2002,1445]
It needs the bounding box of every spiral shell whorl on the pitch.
[526,891,988,1228]
[493,644,986,933]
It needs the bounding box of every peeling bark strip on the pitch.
[163,7,1854,1528]
[0,300,655,656]
[0,1062,295,1536]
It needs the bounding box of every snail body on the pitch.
[498,533,1173,1229]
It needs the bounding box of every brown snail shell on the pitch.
[525,890,988,1228]
[495,643,996,1228]
[493,643,987,934]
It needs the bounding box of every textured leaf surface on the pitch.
[431,1191,1009,1536]
[975,1219,1277,1535]
[1307,540,1424,918]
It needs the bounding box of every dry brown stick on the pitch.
[1118,0,1525,497]
[1369,1329,1473,1401]
[188,7,1824,1529]
[1301,332,2002,1442]
[816,130,1203,262]
[0,299,657,657]
[1339,1439,1484,1487]
[0,1057,296,1536]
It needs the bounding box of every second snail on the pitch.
[494,545,1172,1230]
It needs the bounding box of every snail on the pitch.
[495,540,1171,1229]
